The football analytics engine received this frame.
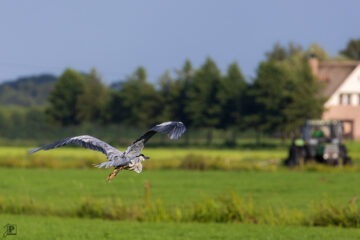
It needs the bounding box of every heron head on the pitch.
[139,154,150,160]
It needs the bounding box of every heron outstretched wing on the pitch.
[29,135,121,158]
[123,121,186,160]
[132,121,186,144]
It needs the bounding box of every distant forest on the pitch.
[0,74,56,107]
[0,40,359,146]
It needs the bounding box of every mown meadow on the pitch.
[0,143,359,239]
[1,214,360,240]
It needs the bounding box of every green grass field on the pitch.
[0,146,288,169]
[0,169,359,210]
[1,214,360,240]
[0,145,360,239]
[1,145,359,170]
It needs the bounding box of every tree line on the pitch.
[45,43,325,144]
[1,39,359,145]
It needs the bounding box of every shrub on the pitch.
[179,154,208,170]
[306,197,360,228]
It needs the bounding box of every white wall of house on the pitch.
[325,66,360,107]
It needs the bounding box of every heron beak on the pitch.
[144,156,150,160]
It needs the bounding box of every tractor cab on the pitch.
[303,120,342,142]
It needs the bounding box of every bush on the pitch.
[179,154,208,170]
[307,197,360,228]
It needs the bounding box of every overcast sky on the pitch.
[0,0,359,84]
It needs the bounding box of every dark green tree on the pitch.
[248,49,324,137]
[249,61,289,134]
[156,60,194,145]
[266,42,303,61]
[46,68,84,126]
[173,59,194,127]
[281,54,325,133]
[108,67,162,128]
[305,43,329,61]
[340,39,360,60]
[186,58,222,144]
[106,91,123,124]
[218,62,247,145]
[159,60,194,127]
[157,70,174,121]
[76,68,109,123]
[129,66,147,83]
[219,62,247,128]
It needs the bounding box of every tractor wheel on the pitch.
[339,144,352,165]
[284,145,304,166]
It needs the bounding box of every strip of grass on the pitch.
[0,214,360,240]
[1,146,359,170]
[0,169,359,216]
[0,146,287,168]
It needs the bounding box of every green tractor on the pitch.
[284,120,352,166]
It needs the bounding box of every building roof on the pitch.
[316,61,360,97]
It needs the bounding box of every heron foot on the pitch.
[107,167,123,182]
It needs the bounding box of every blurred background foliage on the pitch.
[0,40,359,146]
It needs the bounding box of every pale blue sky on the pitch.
[0,0,359,83]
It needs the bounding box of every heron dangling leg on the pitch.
[107,167,124,182]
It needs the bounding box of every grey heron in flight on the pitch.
[29,121,186,181]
